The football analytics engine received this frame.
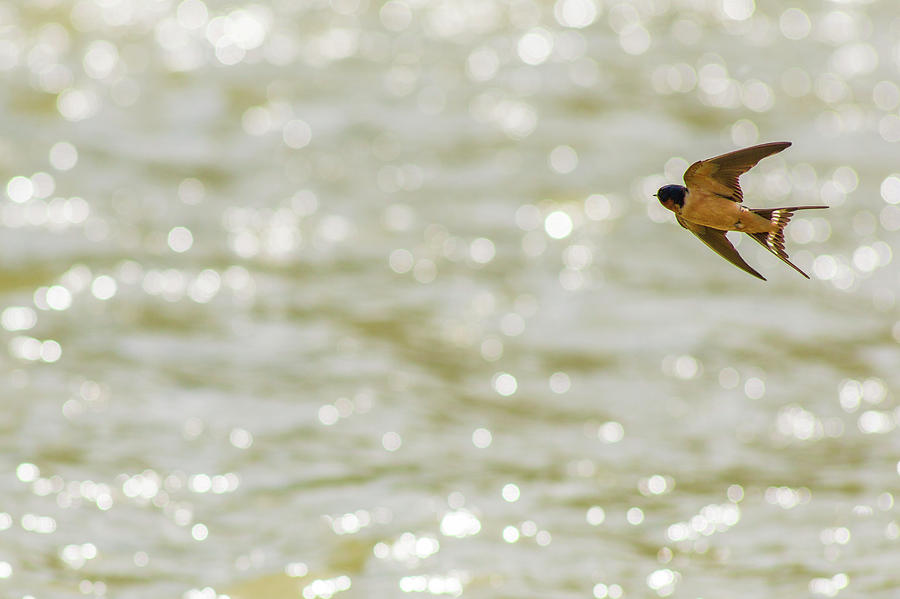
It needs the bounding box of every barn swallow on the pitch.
[655,141,827,280]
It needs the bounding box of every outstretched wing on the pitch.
[683,142,791,203]
[676,216,766,280]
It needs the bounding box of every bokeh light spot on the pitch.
[472,428,492,448]
[780,8,811,40]
[549,371,571,393]
[382,431,402,451]
[493,372,517,396]
[502,483,520,502]
[283,119,312,149]
[168,226,194,253]
[598,421,624,443]
[586,506,605,525]
[518,28,554,66]
[549,145,579,174]
[554,0,598,29]
[544,211,573,239]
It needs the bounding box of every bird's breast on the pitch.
[681,191,771,232]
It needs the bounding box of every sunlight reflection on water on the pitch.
[1,0,900,598]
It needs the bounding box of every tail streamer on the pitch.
[748,206,828,279]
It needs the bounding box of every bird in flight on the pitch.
[655,142,827,280]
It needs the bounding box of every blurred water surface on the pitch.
[1,0,900,597]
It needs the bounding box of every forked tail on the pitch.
[748,206,828,279]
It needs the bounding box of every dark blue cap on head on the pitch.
[656,185,686,207]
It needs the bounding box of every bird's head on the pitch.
[655,185,686,213]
